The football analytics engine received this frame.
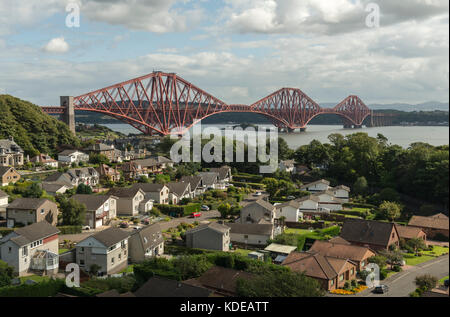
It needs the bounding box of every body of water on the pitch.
[102,123,449,149]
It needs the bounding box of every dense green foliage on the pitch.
[0,261,14,287]
[0,95,80,156]
[57,197,87,226]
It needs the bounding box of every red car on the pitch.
[191,212,202,218]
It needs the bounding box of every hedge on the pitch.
[343,202,377,209]
[229,181,265,190]
[57,225,82,234]
[154,203,201,217]
[335,209,371,218]
[233,174,264,183]
[0,279,65,297]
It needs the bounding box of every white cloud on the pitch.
[43,37,70,53]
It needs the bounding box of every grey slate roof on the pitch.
[108,187,143,198]
[10,221,60,247]
[167,182,190,197]
[89,227,130,247]
[7,198,52,210]
[209,166,231,181]
[186,222,230,235]
[71,194,113,211]
[0,189,8,199]
[198,172,219,187]
[0,166,14,177]
[226,223,273,235]
[131,223,163,249]
[0,139,23,153]
[131,183,167,193]
[340,219,398,247]
[180,175,202,190]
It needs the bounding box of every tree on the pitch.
[0,260,14,287]
[368,255,387,270]
[59,197,87,226]
[172,255,213,280]
[76,184,93,195]
[23,182,43,198]
[89,264,101,277]
[218,203,231,219]
[154,174,170,184]
[380,250,403,269]
[262,178,279,198]
[407,238,427,255]
[89,153,109,165]
[138,175,151,183]
[353,176,368,195]
[379,188,400,202]
[379,201,402,222]
[415,274,438,291]
[236,270,325,297]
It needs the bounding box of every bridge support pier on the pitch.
[300,127,307,132]
[354,124,363,129]
[60,96,75,134]
[343,124,352,129]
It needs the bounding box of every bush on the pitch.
[379,269,388,280]
[57,225,82,234]
[432,233,449,242]
[392,265,402,272]
[0,279,65,297]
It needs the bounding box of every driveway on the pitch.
[356,255,449,297]
[157,210,221,231]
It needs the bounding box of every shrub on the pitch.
[392,265,402,272]
[0,279,65,297]
[415,274,438,291]
[57,225,82,234]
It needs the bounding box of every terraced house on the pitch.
[0,137,24,167]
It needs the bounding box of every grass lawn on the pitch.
[59,248,69,254]
[439,276,448,284]
[119,265,134,274]
[422,246,449,257]
[285,228,314,235]
[403,253,435,266]
[19,275,51,284]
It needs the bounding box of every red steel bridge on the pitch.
[41,72,393,135]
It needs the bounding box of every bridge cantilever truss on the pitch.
[41,72,384,135]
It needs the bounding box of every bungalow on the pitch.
[186,222,231,251]
[282,251,357,292]
[30,154,58,168]
[408,214,449,239]
[340,219,400,251]
[313,190,344,211]
[0,137,24,167]
[226,223,275,246]
[72,194,118,229]
[0,221,60,276]
[131,183,170,204]
[240,200,276,224]
[128,224,164,263]
[57,149,89,164]
[167,182,191,204]
[133,156,173,174]
[6,198,58,228]
[275,200,303,223]
[76,227,130,276]
[198,172,219,190]
[134,276,212,297]
[0,166,21,186]
[108,187,147,216]
[96,164,121,182]
[309,239,376,271]
[396,225,427,242]
[180,175,204,197]
[279,160,295,173]
[184,266,254,297]
[300,179,331,192]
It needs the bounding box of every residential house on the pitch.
[279,160,295,173]
[128,224,164,263]
[226,223,275,246]
[198,172,219,190]
[313,190,344,211]
[43,172,76,188]
[108,187,147,216]
[296,195,320,213]
[40,182,69,196]
[96,164,121,182]
[167,181,191,204]
[0,221,60,276]
[131,183,170,204]
[181,175,205,197]
[57,149,89,164]
[210,166,232,189]
[240,200,276,224]
[30,154,58,168]
[133,156,173,174]
[121,161,145,181]
[6,198,58,228]
[134,276,212,297]
[340,219,400,251]
[84,143,116,162]
[67,167,99,187]
[72,194,118,229]
[300,179,331,192]
[282,251,357,291]
[408,214,449,239]
[0,166,21,186]
[186,222,231,251]
[275,200,303,223]
[76,227,130,275]
[309,239,376,271]
[184,266,254,297]
[0,190,9,219]
[396,225,427,242]
[0,137,24,167]
[330,185,351,202]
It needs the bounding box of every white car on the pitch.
[255,192,262,196]
[82,225,91,231]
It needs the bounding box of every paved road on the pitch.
[356,255,449,297]
[157,210,220,231]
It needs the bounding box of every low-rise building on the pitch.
[0,221,60,276]
[6,198,58,228]
[84,143,116,162]
[186,222,231,251]
[209,166,232,189]
[340,219,400,251]
[275,200,303,223]
[167,181,191,204]
[75,227,130,276]
[72,194,118,229]
[128,224,164,263]
[264,243,297,263]
[330,185,351,202]
[0,166,21,186]
[226,223,275,246]
[408,214,449,239]
[30,154,58,168]
[282,251,357,292]
[57,149,89,164]
[181,175,205,197]
[396,225,427,242]
[240,200,276,224]
[296,195,320,212]
[198,172,219,190]
[108,187,147,216]
[0,137,24,167]
[67,167,99,187]
[96,164,121,182]
[300,179,331,192]
[0,190,8,219]
[314,190,344,211]
[131,183,170,204]
[40,182,70,196]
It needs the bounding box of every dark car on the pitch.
[373,285,389,294]
[444,279,449,288]
[120,222,129,228]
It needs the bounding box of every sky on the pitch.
[0,0,448,106]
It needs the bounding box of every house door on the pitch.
[7,219,14,228]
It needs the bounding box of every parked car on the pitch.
[82,225,91,231]
[286,195,296,200]
[201,205,210,211]
[373,285,389,294]
[191,212,202,218]
[255,192,262,196]
[120,222,129,228]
